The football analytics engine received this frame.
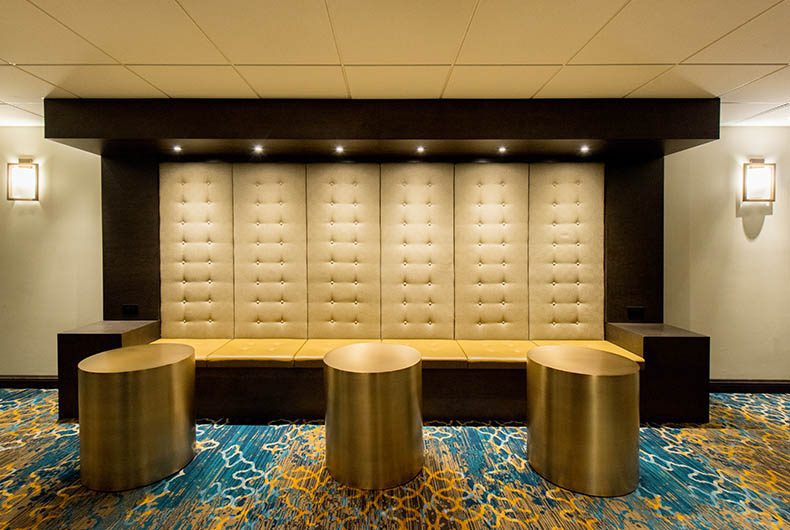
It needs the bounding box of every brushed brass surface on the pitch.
[325,343,424,490]
[527,346,639,497]
[78,344,196,491]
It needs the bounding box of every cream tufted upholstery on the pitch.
[160,163,234,338]
[454,164,530,339]
[528,164,604,339]
[306,164,381,338]
[381,164,454,339]
[233,164,307,338]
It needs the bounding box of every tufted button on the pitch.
[576,261,580,266]
[577,301,581,306]
[330,201,335,206]
[183,319,187,323]
[553,243,557,247]
[330,319,335,324]
[403,281,407,287]
[208,319,213,324]
[280,280,285,285]
[280,318,285,324]
[427,281,432,286]
[207,260,212,265]
[330,260,334,265]
[576,281,581,286]
[207,279,213,284]
[576,201,581,206]
[181,241,186,246]
[428,262,432,267]
[478,262,483,267]
[330,240,334,245]
[353,260,358,266]
[478,281,482,286]
[329,181,335,186]
[427,202,432,207]
[478,222,483,227]
[428,181,433,187]
[256,300,260,304]
[576,180,581,185]
[354,280,358,285]
[256,320,261,324]
[576,221,580,226]
[501,281,506,286]
[478,301,482,306]
[428,300,433,306]
[180,221,185,226]
[477,202,482,207]
[352,181,358,187]
[354,320,358,325]
[354,300,358,305]
[477,321,482,326]
[354,220,359,225]
[428,320,433,325]
[552,321,557,326]
[501,300,506,305]
[477,182,482,188]
[182,280,186,284]
[552,202,557,207]
[552,281,556,286]
[181,260,186,265]
[552,182,558,187]
[256,281,260,286]
[552,222,557,227]
[256,221,260,226]
[354,240,358,246]
[576,242,581,247]
[330,280,335,285]
[401,180,407,187]
[478,242,482,247]
[552,261,556,266]
[182,299,186,304]
[501,320,506,324]
[256,260,260,265]
[279,241,284,246]
[552,302,556,306]
[403,320,408,325]
[256,242,260,247]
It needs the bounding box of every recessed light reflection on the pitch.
[335,145,345,154]
[498,146,507,154]
[580,145,590,154]
[173,145,182,153]
[253,145,263,154]
[416,146,425,154]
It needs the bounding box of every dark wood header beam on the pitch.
[45,98,719,159]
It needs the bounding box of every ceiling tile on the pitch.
[327,0,476,64]
[736,103,790,125]
[688,1,790,63]
[0,105,45,126]
[9,101,45,116]
[0,66,73,103]
[22,66,165,98]
[129,66,257,98]
[572,0,777,64]
[444,66,560,98]
[534,65,669,98]
[346,66,449,98]
[179,0,339,65]
[720,102,784,124]
[31,0,225,64]
[629,64,784,98]
[236,66,347,98]
[0,0,113,64]
[722,66,790,103]
[458,0,627,65]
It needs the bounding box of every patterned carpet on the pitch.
[0,390,787,529]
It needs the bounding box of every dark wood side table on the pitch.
[606,323,710,423]
[57,320,160,419]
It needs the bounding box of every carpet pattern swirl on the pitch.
[0,390,787,529]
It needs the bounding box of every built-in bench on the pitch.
[150,337,644,422]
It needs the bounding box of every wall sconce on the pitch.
[742,158,776,202]
[7,157,39,201]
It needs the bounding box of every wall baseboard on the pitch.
[709,379,790,393]
[0,376,58,389]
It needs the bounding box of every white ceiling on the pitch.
[1,0,788,126]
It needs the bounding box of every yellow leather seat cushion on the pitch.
[294,339,381,368]
[458,340,538,369]
[532,340,644,365]
[151,338,231,366]
[382,339,467,369]
[206,339,305,367]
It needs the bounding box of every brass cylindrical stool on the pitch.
[324,343,423,489]
[527,346,640,497]
[78,344,196,491]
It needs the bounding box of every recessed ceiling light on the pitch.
[173,145,182,153]
[253,145,263,154]
[580,144,590,154]
[416,146,425,154]
[335,145,344,154]
[498,146,507,154]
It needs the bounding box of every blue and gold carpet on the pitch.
[0,390,787,529]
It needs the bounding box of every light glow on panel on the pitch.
[743,159,776,202]
[7,161,39,201]
[253,145,263,154]
[335,145,345,154]
[498,146,507,154]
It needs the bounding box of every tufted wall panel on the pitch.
[454,164,530,339]
[381,164,454,338]
[160,163,234,338]
[233,164,307,338]
[528,164,604,339]
[306,164,381,338]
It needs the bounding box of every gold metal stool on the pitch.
[78,343,196,491]
[324,342,423,489]
[527,345,640,497]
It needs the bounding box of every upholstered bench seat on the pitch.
[294,339,380,368]
[153,338,643,369]
[532,340,645,365]
[152,338,231,366]
[458,340,538,369]
[382,340,467,369]
[206,339,306,367]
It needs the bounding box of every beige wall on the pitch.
[665,126,790,380]
[0,127,102,376]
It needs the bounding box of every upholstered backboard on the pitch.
[306,164,381,338]
[381,164,454,339]
[159,162,605,340]
[455,164,530,339]
[233,164,307,338]
[529,163,604,339]
[160,163,234,338]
